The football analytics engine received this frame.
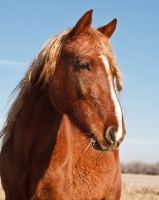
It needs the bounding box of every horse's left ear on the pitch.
[69,9,93,38]
[97,19,117,38]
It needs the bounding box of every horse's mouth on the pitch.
[84,132,119,152]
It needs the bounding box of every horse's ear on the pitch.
[69,10,93,38]
[97,18,117,38]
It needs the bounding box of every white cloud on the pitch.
[0,59,28,67]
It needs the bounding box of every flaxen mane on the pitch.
[0,27,122,147]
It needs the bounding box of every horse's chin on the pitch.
[85,133,120,152]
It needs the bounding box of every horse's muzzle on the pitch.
[105,127,116,144]
[102,126,124,151]
[84,126,125,151]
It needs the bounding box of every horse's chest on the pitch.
[36,166,115,200]
[72,161,116,199]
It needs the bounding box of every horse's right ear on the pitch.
[97,19,117,39]
[69,10,93,38]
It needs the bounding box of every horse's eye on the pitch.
[78,61,90,71]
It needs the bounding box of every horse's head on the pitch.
[48,10,126,151]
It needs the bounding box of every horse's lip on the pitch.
[84,132,118,151]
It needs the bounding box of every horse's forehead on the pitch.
[64,33,101,55]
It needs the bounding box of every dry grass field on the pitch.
[0,179,4,200]
[121,173,159,200]
[0,174,159,199]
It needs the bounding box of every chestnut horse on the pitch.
[0,10,126,200]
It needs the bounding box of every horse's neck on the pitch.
[13,85,63,160]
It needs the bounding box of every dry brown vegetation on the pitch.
[121,173,159,200]
[1,174,159,199]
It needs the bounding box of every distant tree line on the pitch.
[121,161,159,175]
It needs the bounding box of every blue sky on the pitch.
[0,1,159,163]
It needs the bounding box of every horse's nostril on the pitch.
[105,127,116,144]
[110,127,116,142]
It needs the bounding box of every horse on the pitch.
[0,10,126,200]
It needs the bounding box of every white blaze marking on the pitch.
[100,55,122,141]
